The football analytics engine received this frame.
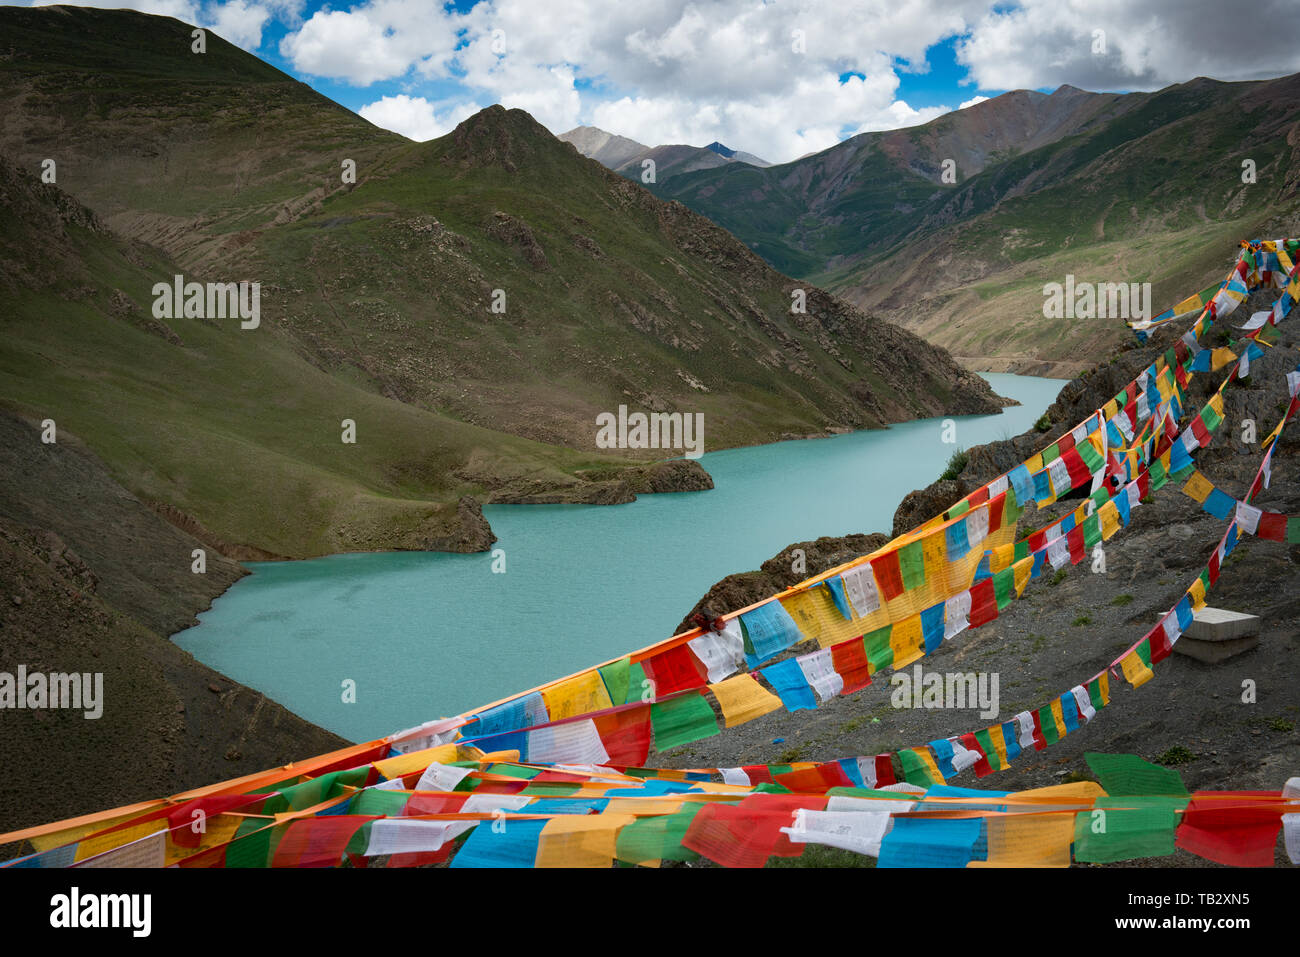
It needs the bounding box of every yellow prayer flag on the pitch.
[542,670,613,721]
[1049,699,1067,738]
[1012,556,1034,598]
[968,813,1073,867]
[708,675,783,728]
[988,724,1010,768]
[74,820,166,863]
[912,747,944,785]
[1182,470,1214,504]
[890,615,925,668]
[373,743,461,781]
[989,543,1015,574]
[1096,671,1110,707]
[1099,500,1120,540]
[1188,577,1207,611]
[1120,651,1154,688]
[536,813,635,868]
[1210,347,1237,372]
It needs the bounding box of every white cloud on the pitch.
[958,95,988,109]
[208,0,273,50]
[279,0,462,84]
[273,0,989,161]
[358,94,482,141]
[957,0,1300,92]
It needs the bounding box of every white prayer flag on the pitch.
[1015,711,1037,750]
[1235,501,1262,536]
[840,564,881,617]
[689,621,745,682]
[414,762,472,793]
[967,506,990,547]
[781,809,893,858]
[1071,685,1096,723]
[1046,535,1070,570]
[365,819,474,857]
[526,719,610,766]
[461,793,533,815]
[796,648,844,701]
[943,591,972,641]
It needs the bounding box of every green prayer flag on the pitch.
[599,656,632,706]
[1084,752,1189,796]
[650,691,718,751]
[1087,678,1106,713]
[615,804,705,864]
[862,625,893,672]
[1082,513,1102,549]
[993,566,1016,609]
[974,728,1002,771]
[1073,797,1184,862]
[1038,706,1059,745]
[899,748,940,786]
[898,540,926,592]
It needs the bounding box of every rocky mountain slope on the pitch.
[0,5,1004,562]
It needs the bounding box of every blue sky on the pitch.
[29,1,1300,163]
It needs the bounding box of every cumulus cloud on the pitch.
[957,0,1300,92]
[38,1,1300,162]
[270,0,991,161]
[358,94,482,141]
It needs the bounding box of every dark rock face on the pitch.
[891,479,970,538]
[623,459,714,494]
[675,533,888,635]
[484,210,549,270]
[420,495,498,553]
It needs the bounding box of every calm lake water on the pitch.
[176,374,1065,741]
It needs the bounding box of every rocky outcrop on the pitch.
[414,495,498,553]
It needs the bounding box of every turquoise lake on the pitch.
[175,373,1065,741]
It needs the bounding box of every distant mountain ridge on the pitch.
[559,124,772,182]
[650,76,1300,375]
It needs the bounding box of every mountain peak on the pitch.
[705,141,736,158]
[443,105,567,172]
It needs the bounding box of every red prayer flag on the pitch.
[642,644,709,696]
[1029,710,1047,750]
[1257,511,1288,542]
[872,551,905,601]
[968,579,998,628]
[594,704,653,766]
[1175,791,1286,867]
[271,816,377,868]
[1066,526,1086,565]
[960,733,993,778]
[830,639,872,695]
[872,754,897,787]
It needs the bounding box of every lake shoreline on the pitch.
[172,371,1066,738]
[167,378,1039,644]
